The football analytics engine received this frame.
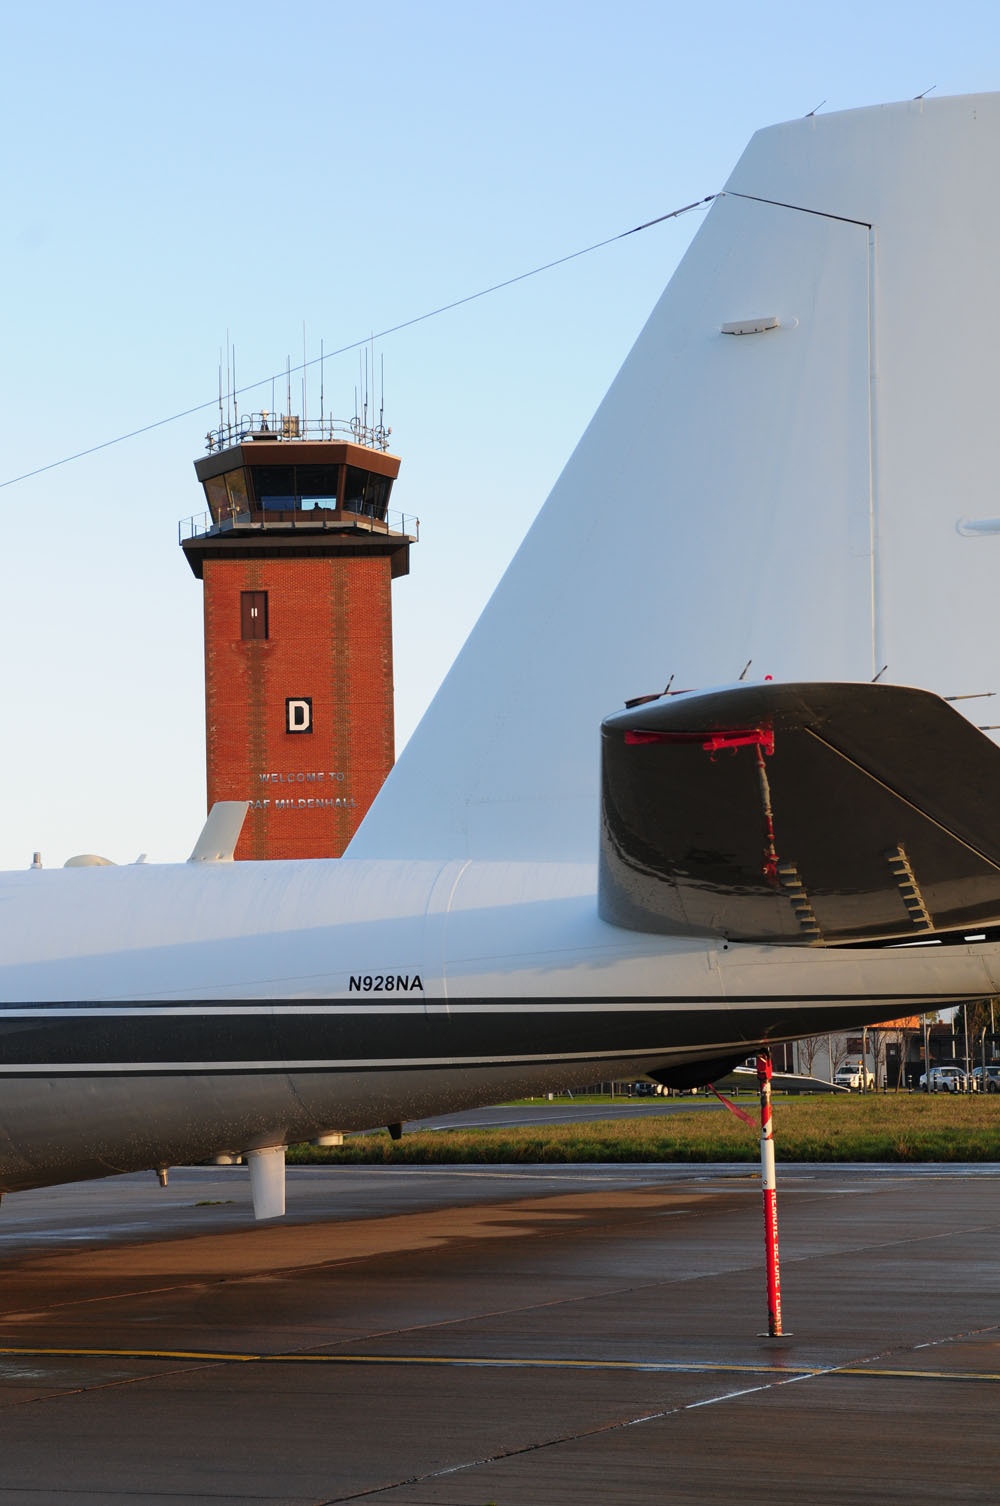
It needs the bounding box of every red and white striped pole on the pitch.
[756,1050,783,1336]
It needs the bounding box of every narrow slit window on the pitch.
[241,591,268,641]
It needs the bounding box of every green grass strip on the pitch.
[287,1094,1000,1165]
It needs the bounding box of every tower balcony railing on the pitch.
[179,504,419,545]
[205,412,392,454]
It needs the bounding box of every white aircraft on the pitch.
[4,93,1000,1219]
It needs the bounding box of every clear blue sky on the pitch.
[1,0,996,866]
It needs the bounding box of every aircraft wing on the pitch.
[715,1065,849,1095]
[599,681,1000,945]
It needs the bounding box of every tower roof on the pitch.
[180,421,414,579]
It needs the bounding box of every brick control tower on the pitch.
[180,405,416,860]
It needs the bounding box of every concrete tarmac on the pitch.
[0,1162,996,1503]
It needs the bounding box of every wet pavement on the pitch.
[0,1162,996,1502]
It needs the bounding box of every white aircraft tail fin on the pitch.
[350,94,1000,867]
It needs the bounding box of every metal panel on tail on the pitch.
[599,681,1000,944]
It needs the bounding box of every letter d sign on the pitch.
[286,697,313,734]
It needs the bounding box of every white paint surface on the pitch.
[351,95,1000,863]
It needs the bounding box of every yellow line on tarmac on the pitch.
[847,1366,1000,1383]
[0,1346,998,1384]
[0,1347,805,1374]
[0,1347,256,1363]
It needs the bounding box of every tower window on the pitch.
[241,591,268,641]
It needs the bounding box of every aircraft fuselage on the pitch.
[0,857,993,1192]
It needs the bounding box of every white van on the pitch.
[834,1063,876,1092]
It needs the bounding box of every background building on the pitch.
[181,407,417,860]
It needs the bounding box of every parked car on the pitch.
[972,1065,1000,1093]
[834,1063,876,1092]
[918,1066,971,1093]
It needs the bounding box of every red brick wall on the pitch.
[202,554,395,860]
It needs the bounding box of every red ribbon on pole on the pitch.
[708,1082,757,1128]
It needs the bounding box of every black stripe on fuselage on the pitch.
[0,994,964,1072]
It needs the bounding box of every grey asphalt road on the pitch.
[0,1162,996,1504]
[403,1096,726,1131]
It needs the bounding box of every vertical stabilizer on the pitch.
[350,94,1000,864]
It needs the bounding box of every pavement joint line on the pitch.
[306,1351,961,1504]
[0,1345,999,1383]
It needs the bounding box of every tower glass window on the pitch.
[344,467,390,519]
[248,464,341,513]
[225,469,250,516]
[204,470,251,526]
[252,467,296,512]
[296,465,339,509]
